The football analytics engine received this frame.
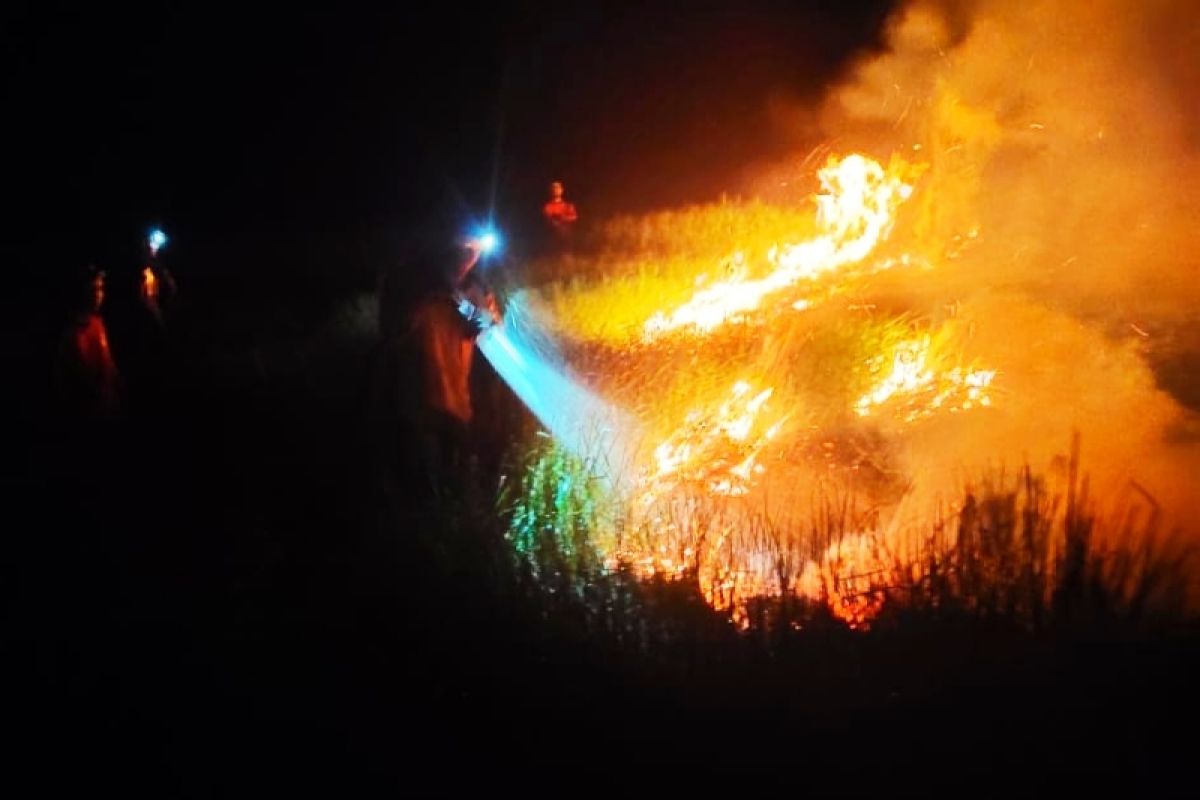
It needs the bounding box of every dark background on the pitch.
[1,1,895,284]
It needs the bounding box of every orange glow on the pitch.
[636,379,784,508]
[598,153,996,625]
[515,0,1200,633]
[529,149,1008,627]
[141,267,159,303]
[854,336,996,422]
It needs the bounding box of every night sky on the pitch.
[3,1,896,281]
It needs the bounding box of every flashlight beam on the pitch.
[475,318,640,494]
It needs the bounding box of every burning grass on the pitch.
[501,433,1191,637]
[497,150,1197,631]
[523,202,818,344]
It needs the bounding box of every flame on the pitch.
[609,522,893,630]
[614,156,992,625]
[637,379,783,506]
[854,336,996,422]
[856,337,935,413]
[796,534,891,628]
[644,154,917,338]
[609,334,997,625]
[623,380,892,629]
[517,150,1005,628]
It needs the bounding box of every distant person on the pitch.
[542,180,579,243]
[139,263,177,327]
[123,232,178,413]
[139,228,177,327]
[55,266,121,419]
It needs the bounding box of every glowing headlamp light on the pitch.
[148,228,168,255]
[474,228,501,255]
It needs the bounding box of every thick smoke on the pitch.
[784,0,1200,537]
[830,0,1199,302]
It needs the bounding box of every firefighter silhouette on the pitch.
[55,266,121,418]
[542,180,578,240]
[369,237,500,496]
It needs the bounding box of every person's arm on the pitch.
[455,280,501,335]
[454,240,483,286]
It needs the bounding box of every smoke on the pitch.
[803,0,1200,536]
[821,0,1200,306]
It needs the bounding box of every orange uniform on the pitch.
[411,295,477,425]
[57,311,121,417]
[543,198,578,228]
[543,181,579,236]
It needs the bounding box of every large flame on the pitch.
[619,154,996,625]
[644,154,917,338]
[519,150,1004,628]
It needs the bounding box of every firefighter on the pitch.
[139,227,177,327]
[55,266,122,419]
[413,238,504,485]
[123,230,176,413]
[413,239,486,430]
[368,236,500,497]
[542,180,578,239]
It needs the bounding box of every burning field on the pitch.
[495,0,1200,628]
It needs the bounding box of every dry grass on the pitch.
[493,187,1195,650]
[527,199,818,344]
[500,432,1192,647]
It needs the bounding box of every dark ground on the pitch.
[6,268,1200,796]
